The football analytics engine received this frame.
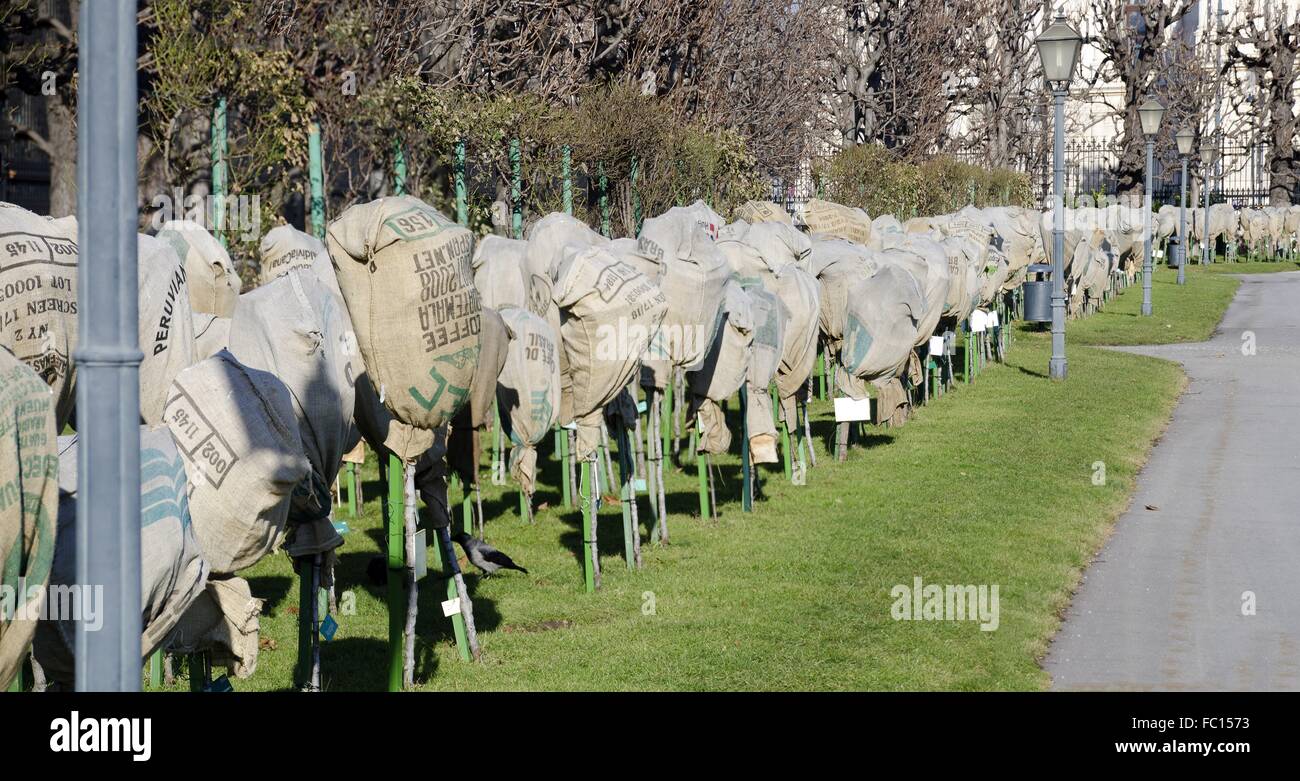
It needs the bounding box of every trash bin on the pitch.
[1167,235,1182,267]
[1023,263,1053,323]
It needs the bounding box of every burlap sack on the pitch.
[353,379,434,462]
[629,209,731,386]
[472,236,529,312]
[0,349,58,689]
[1243,209,1270,251]
[553,245,667,457]
[259,224,327,287]
[0,202,78,431]
[138,235,197,425]
[227,268,361,558]
[798,199,872,245]
[673,201,726,240]
[876,233,949,346]
[166,575,262,679]
[841,264,924,382]
[326,197,481,433]
[811,236,880,345]
[739,285,784,461]
[157,220,241,317]
[34,428,210,687]
[193,312,231,360]
[729,220,812,277]
[164,351,310,575]
[496,307,560,495]
[733,200,792,225]
[872,377,910,427]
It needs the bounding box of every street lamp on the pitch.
[1035,13,1082,381]
[1200,145,1217,265]
[1175,127,1194,285]
[1138,97,1165,316]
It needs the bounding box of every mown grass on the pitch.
[1054,265,1240,346]
[173,316,1193,691]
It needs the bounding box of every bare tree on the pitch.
[1223,0,1300,205]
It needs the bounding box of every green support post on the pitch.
[346,463,358,518]
[510,137,523,239]
[308,122,325,240]
[695,416,709,520]
[455,140,468,227]
[393,142,407,196]
[559,427,572,508]
[740,387,753,512]
[782,420,793,482]
[7,668,20,692]
[432,523,471,663]
[385,454,403,692]
[580,458,596,593]
[616,423,637,568]
[562,145,573,216]
[599,163,611,238]
[149,649,162,689]
[816,350,826,400]
[211,97,227,247]
[631,155,643,235]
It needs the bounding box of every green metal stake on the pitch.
[385,453,404,692]
[149,649,162,689]
[308,122,325,240]
[631,155,643,235]
[431,521,471,663]
[580,458,596,593]
[455,139,468,227]
[740,387,753,512]
[562,145,573,216]
[782,420,793,482]
[816,350,826,400]
[694,417,709,520]
[559,427,572,508]
[510,138,523,239]
[346,463,358,518]
[211,97,227,247]
[599,163,611,238]
[393,142,407,196]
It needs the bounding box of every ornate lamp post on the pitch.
[1035,14,1082,381]
[1175,127,1194,285]
[1138,97,1166,316]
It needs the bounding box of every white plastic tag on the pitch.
[929,335,945,356]
[834,397,873,422]
[441,598,461,617]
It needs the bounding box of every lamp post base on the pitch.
[1049,356,1068,381]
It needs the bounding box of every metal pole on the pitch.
[510,137,522,239]
[1202,159,1212,265]
[562,145,573,216]
[211,97,227,247]
[455,140,468,227]
[1049,88,1068,381]
[75,0,142,692]
[1141,138,1154,317]
[1178,156,1188,285]
[393,142,407,196]
[308,122,325,240]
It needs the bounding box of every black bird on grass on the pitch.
[453,532,528,576]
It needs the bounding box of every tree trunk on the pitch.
[46,100,77,218]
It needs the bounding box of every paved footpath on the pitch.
[1046,271,1300,690]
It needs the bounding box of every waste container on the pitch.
[1023,263,1053,323]
[1167,235,1182,267]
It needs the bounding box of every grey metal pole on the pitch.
[1141,138,1154,317]
[1049,88,1067,381]
[1178,156,1188,285]
[74,0,142,692]
[1202,161,1212,264]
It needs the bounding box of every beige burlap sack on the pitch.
[740,285,784,461]
[0,349,58,690]
[167,575,262,679]
[193,312,232,360]
[34,428,211,687]
[472,236,529,312]
[554,245,667,457]
[228,268,362,558]
[770,267,821,425]
[0,202,78,431]
[327,197,481,434]
[799,199,872,245]
[733,200,792,225]
[496,307,560,495]
[164,351,310,575]
[157,220,241,317]
[841,263,924,382]
[138,235,197,425]
[259,224,327,287]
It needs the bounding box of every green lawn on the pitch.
[1054,265,1241,346]
[1201,259,1300,275]
[177,318,1191,691]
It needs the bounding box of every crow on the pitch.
[454,532,528,576]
